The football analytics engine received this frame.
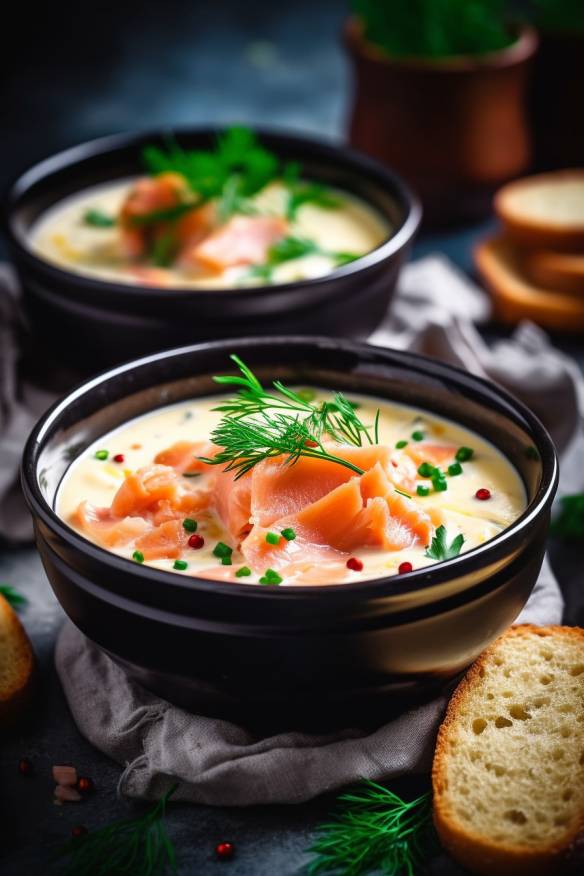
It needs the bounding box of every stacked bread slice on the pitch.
[476,171,584,331]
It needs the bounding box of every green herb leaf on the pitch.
[143,127,280,221]
[259,568,282,585]
[235,566,252,578]
[53,784,178,876]
[425,525,464,561]
[552,493,584,541]
[199,355,379,479]
[129,202,196,227]
[0,585,27,610]
[83,209,116,228]
[307,781,434,875]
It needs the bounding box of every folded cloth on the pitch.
[55,557,560,807]
[0,257,577,804]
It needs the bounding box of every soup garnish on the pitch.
[56,356,527,586]
[31,128,389,289]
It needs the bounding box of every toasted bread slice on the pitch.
[475,236,584,331]
[0,594,34,725]
[495,170,584,251]
[524,249,584,297]
[433,625,584,876]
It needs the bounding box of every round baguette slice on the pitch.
[0,594,34,725]
[475,236,584,331]
[524,250,584,297]
[433,625,584,876]
[495,170,584,251]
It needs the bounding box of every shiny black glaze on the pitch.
[21,337,558,728]
[3,130,420,373]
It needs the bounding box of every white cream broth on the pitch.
[56,391,526,586]
[30,178,390,289]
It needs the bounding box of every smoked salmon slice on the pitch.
[119,172,187,259]
[134,519,188,561]
[73,502,149,547]
[111,465,183,518]
[213,468,253,541]
[190,215,287,272]
[154,441,218,474]
[250,445,393,527]
[404,443,457,468]
[241,460,436,573]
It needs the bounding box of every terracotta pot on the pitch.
[530,30,584,171]
[345,19,538,225]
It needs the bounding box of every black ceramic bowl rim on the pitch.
[2,127,421,300]
[22,336,558,603]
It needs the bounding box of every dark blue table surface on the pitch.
[1,2,582,873]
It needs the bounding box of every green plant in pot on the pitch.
[526,0,584,169]
[345,0,538,224]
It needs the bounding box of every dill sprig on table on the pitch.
[307,781,434,875]
[54,785,177,876]
[200,355,379,479]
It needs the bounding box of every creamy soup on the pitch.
[30,179,389,289]
[56,388,526,587]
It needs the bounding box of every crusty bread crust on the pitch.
[0,594,34,726]
[432,625,584,876]
[475,237,584,331]
[524,250,584,297]
[495,170,584,251]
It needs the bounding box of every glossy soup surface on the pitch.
[30,179,390,289]
[56,390,527,586]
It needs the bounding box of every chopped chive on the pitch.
[448,462,463,477]
[221,556,232,566]
[394,487,412,499]
[84,208,115,228]
[395,440,408,449]
[265,531,280,545]
[132,550,144,564]
[296,388,316,403]
[455,446,474,462]
[417,485,430,497]
[432,476,448,492]
[411,430,425,442]
[213,541,233,559]
[236,566,252,577]
[182,471,201,478]
[94,449,109,461]
[417,462,436,478]
[281,528,296,541]
[182,518,197,532]
[173,559,188,571]
[259,568,282,585]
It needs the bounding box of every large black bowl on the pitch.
[3,129,420,373]
[22,337,558,728]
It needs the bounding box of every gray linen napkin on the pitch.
[0,258,576,804]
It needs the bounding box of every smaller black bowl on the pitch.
[3,129,420,373]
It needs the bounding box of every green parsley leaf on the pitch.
[455,446,474,462]
[281,527,297,541]
[425,525,464,561]
[0,585,27,610]
[265,532,280,545]
[552,493,584,541]
[83,208,116,228]
[213,542,233,559]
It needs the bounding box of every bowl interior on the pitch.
[28,337,555,593]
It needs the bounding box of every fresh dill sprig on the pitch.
[0,584,27,610]
[204,413,367,480]
[307,781,434,875]
[53,785,178,876]
[201,356,378,478]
